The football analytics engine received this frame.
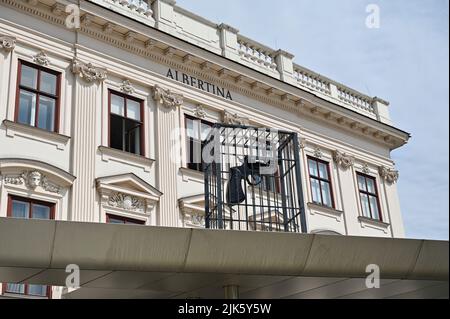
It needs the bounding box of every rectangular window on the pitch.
[15,61,60,132]
[185,115,213,172]
[357,173,382,221]
[109,91,144,156]
[307,157,334,208]
[106,214,145,225]
[4,196,54,298]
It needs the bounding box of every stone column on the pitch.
[70,59,107,222]
[152,85,183,227]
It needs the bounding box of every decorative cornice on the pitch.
[32,50,50,66]
[0,35,16,52]
[3,170,62,194]
[379,166,399,184]
[72,58,107,83]
[120,79,135,94]
[152,84,183,108]
[332,150,354,170]
[223,111,249,125]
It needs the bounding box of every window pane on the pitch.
[369,196,381,220]
[186,118,199,139]
[357,175,367,191]
[310,178,322,204]
[32,204,51,220]
[308,159,318,177]
[37,96,55,131]
[111,94,125,116]
[110,115,124,151]
[40,72,57,95]
[124,119,141,155]
[6,283,25,294]
[18,90,37,126]
[11,200,29,219]
[320,181,333,207]
[318,162,329,180]
[360,194,371,218]
[28,285,47,296]
[366,178,376,194]
[200,122,212,141]
[20,65,38,89]
[107,216,125,224]
[127,99,141,121]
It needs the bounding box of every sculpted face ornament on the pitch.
[26,171,42,189]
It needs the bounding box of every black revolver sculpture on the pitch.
[226,156,272,205]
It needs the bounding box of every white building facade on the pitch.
[0,0,410,298]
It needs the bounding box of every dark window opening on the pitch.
[307,157,335,208]
[185,115,213,172]
[357,173,382,221]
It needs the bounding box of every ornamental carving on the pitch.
[194,104,207,118]
[0,35,16,52]
[3,170,61,194]
[108,193,144,212]
[183,211,206,228]
[33,51,50,66]
[120,80,135,94]
[223,111,249,125]
[361,163,371,174]
[72,58,107,83]
[333,150,354,170]
[313,146,323,159]
[152,85,183,108]
[379,166,399,184]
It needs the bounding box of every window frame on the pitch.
[14,60,61,133]
[108,90,145,156]
[7,195,56,220]
[307,156,335,209]
[106,213,146,225]
[356,172,383,221]
[184,114,214,172]
[4,195,54,298]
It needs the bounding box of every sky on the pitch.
[176,0,449,240]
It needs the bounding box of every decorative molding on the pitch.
[108,192,144,212]
[0,35,16,52]
[3,170,61,194]
[358,216,390,234]
[379,166,399,184]
[152,84,183,108]
[120,79,135,94]
[299,138,306,149]
[193,104,207,118]
[313,146,323,159]
[308,202,343,222]
[72,58,107,83]
[223,110,249,125]
[332,150,354,170]
[361,163,371,174]
[98,146,155,173]
[3,119,70,150]
[32,50,50,66]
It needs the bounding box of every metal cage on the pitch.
[203,123,307,233]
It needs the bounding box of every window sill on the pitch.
[2,120,70,150]
[358,216,390,234]
[179,167,204,183]
[2,293,49,299]
[98,146,155,172]
[307,202,344,222]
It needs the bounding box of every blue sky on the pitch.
[176,0,449,240]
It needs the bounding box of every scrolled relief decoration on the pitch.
[120,80,135,94]
[3,170,61,194]
[361,163,371,174]
[0,35,16,52]
[72,58,107,83]
[313,146,323,159]
[194,104,207,119]
[223,111,249,126]
[108,193,144,212]
[32,50,50,66]
[379,166,399,185]
[152,85,183,109]
[333,150,354,170]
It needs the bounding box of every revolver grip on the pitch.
[227,167,246,205]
